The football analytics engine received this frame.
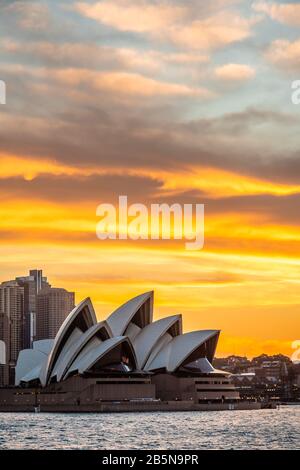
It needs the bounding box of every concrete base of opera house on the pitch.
[0,374,263,412]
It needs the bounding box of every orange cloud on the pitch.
[0,153,85,180]
[76,0,185,34]
[54,69,211,97]
[1,62,212,98]
[169,12,256,50]
[2,154,300,198]
[1,185,300,359]
[215,63,256,81]
[160,166,300,198]
[76,1,257,50]
[266,39,300,71]
[1,39,209,72]
[253,1,300,26]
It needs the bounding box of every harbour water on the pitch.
[0,406,299,450]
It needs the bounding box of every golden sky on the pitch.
[0,1,300,358]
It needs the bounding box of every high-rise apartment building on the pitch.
[0,270,75,386]
[0,281,24,386]
[16,270,50,348]
[36,288,75,340]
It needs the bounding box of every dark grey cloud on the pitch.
[1,88,300,185]
[1,171,300,228]
[0,173,163,203]
[0,0,299,188]
[152,191,300,227]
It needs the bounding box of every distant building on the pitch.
[292,363,300,389]
[16,269,50,348]
[0,270,75,386]
[213,355,251,373]
[0,281,24,385]
[36,288,75,341]
[214,353,299,402]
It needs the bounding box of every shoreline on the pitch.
[0,400,264,413]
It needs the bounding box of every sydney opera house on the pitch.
[0,292,259,411]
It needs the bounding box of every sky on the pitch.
[0,0,300,358]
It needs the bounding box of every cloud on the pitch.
[266,38,300,72]
[0,61,211,98]
[49,68,212,97]
[168,12,256,50]
[1,86,300,189]
[2,168,300,229]
[4,1,50,31]
[214,63,256,81]
[76,0,185,34]
[0,173,163,203]
[253,1,300,26]
[76,1,257,50]
[1,38,210,75]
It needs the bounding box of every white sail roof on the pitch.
[50,327,83,380]
[18,362,45,385]
[15,349,48,386]
[106,291,153,337]
[146,330,220,372]
[41,297,97,386]
[133,315,182,369]
[66,336,137,376]
[33,339,54,355]
[53,322,111,382]
[15,292,222,387]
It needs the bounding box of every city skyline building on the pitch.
[16,270,50,348]
[0,280,24,385]
[36,287,75,341]
[0,269,74,386]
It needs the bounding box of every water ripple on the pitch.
[0,407,299,449]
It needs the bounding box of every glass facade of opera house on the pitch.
[0,292,252,411]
